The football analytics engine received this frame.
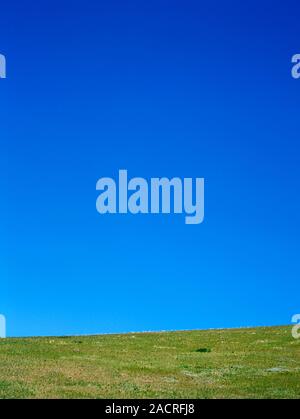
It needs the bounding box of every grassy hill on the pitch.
[0,326,299,399]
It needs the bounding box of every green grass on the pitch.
[0,326,299,399]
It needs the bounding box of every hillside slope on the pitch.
[0,326,299,399]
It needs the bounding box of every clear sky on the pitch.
[1,0,300,337]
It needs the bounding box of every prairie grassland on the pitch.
[0,326,299,399]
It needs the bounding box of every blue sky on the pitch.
[1,0,300,337]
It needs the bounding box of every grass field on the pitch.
[0,326,299,399]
